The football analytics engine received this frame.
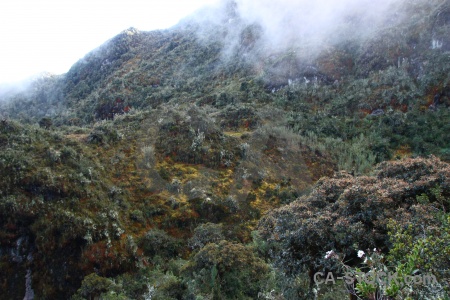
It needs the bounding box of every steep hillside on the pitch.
[0,0,450,299]
[2,0,450,165]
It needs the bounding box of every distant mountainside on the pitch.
[0,0,450,299]
[2,0,450,125]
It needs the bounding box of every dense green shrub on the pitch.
[72,273,125,300]
[188,223,225,250]
[183,240,270,299]
[138,229,182,259]
[87,121,122,145]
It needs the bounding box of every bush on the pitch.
[72,273,123,299]
[138,229,182,259]
[39,117,53,129]
[257,156,450,288]
[188,223,225,250]
[87,121,121,145]
[183,240,269,299]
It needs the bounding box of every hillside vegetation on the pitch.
[0,0,450,299]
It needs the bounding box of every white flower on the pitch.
[373,248,377,252]
[324,250,335,259]
[357,250,365,258]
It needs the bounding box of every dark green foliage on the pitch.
[87,121,121,145]
[400,108,450,156]
[218,105,259,130]
[183,240,270,299]
[386,196,450,298]
[72,273,124,300]
[39,117,53,129]
[188,223,225,250]
[72,264,189,300]
[138,229,182,258]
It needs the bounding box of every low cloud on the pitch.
[235,0,404,51]
[191,0,412,59]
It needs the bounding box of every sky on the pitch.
[0,0,219,84]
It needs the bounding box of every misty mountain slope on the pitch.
[0,0,450,299]
[2,0,450,124]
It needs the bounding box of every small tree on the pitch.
[38,117,53,129]
[183,240,269,299]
